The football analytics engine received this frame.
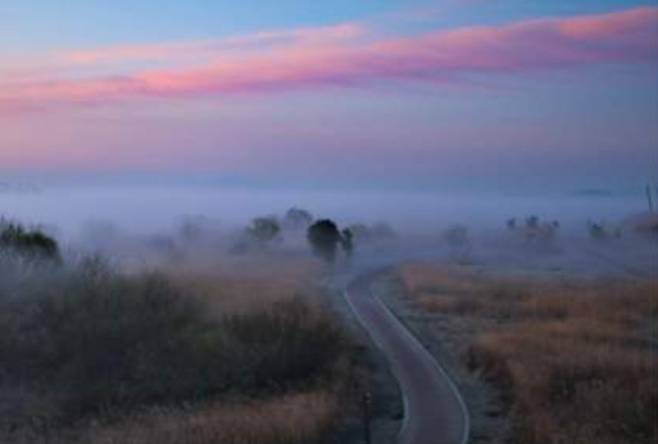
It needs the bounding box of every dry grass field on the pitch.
[400,263,658,444]
[89,389,339,444]
[9,390,339,444]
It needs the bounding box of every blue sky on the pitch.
[0,1,656,192]
[2,0,654,51]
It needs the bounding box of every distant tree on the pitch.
[283,207,313,230]
[246,216,281,246]
[525,215,540,229]
[307,219,342,263]
[507,215,561,251]
[0,219,60,260]
[524,216,560,243]
[587,220,621,240]
[506,218,517,230]
[588,222,606,240]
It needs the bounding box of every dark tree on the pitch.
[246,216,281,246]
[0,220,60,260]
[307,219,342,263]
[506,218,517,230]
[283,207,313,230]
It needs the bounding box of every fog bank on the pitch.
[0,185,648,241]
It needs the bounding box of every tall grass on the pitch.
[401,264,658,444]
[6,390,339,444]
[0,253,351,442]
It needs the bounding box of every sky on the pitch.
[1,0,657,192]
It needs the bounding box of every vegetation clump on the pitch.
[0,256,349,432]
[506,215,560,249]
[587,220,622,240]
[283,207,313,230]
[307,219,356,263]
[307,219,342,263]
[233,216,283,252]
[0,219,59,260]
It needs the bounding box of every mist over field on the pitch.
[0,183,649,239]
[2,180,655,281]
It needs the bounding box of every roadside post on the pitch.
[362,391,372,444]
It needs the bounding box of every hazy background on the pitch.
[0,182,649,240]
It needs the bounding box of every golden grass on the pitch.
[87,390,339,444]
[6,390,339,444]
[164,254,323,315]
[400,263,658,444]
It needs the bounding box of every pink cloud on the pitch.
[60,23,364,65]
[1,7,657,111]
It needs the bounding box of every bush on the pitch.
[0,259,215,420]
[0,257,348,427]
[506,216,560,250]
[283,207,313,230]
[307,220,342,263]
[0,219,59,260]
[245,216,281,246]
[223,298,347,391]
[587,220,621,240]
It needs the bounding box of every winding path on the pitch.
[344,273,470,444]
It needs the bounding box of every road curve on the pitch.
[345,273,469,444]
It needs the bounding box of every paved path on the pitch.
[345,273,470,444]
